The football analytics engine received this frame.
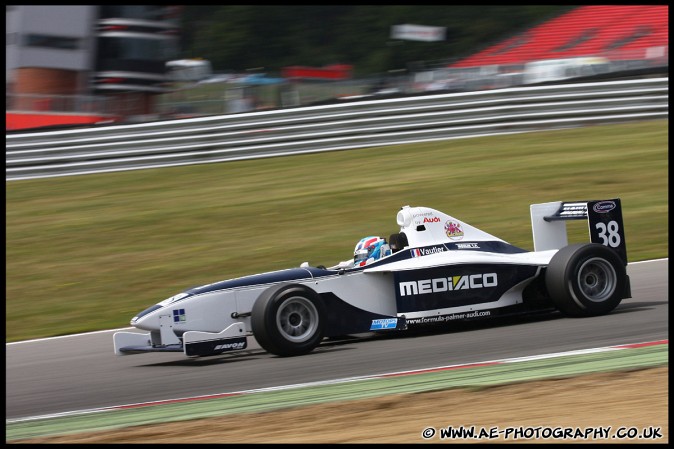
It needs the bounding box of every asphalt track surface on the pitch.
[6,259,667,421]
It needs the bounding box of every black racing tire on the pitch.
[545,243,626,317]
[251,283,326,356]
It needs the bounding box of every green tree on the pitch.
[180,5,571,75]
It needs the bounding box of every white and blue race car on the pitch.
[114,198,630,358]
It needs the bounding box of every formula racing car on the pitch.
[114,198,630,358]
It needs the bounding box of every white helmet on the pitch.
[353,236,390,267]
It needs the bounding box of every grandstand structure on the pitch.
[6,5,668,129]
[450,5,668,68]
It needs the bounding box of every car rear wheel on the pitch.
[251,283,326,356]
[545,243,626,317]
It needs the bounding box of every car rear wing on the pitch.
[530,198,627,265]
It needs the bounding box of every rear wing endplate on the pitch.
[530,198,627,265]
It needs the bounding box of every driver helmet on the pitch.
[353,236,390,267]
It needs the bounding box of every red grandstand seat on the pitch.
[450,5,668,68]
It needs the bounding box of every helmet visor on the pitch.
[354,249,370,264]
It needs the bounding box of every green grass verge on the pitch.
[6,343,668,441]
[5,120,668,342]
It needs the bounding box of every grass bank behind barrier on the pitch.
[6,120,668,342]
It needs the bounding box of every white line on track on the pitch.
[6,338,667,424]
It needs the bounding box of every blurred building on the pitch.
[6,5,181,130]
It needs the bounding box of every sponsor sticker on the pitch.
[407,310,492,324]
[592,200,616,213]
[456,243,479,249]
[185,337,248,356]
[410,246,445,258]
[214,340,246,351]
[172,308,186,323]
[413,211,434,218]
[445,221,464,240]
[370,318,398,330]
[398,273,498,297]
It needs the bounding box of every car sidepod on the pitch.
[393,263,539,315]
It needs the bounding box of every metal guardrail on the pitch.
[6,78,668,181]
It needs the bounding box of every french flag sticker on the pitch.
[411,249,422,257]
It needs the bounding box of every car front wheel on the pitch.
[251,283,326,356]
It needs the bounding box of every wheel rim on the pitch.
[276,295,319,343]
[577,257,617,302]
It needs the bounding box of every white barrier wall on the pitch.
[6,78,668,181]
